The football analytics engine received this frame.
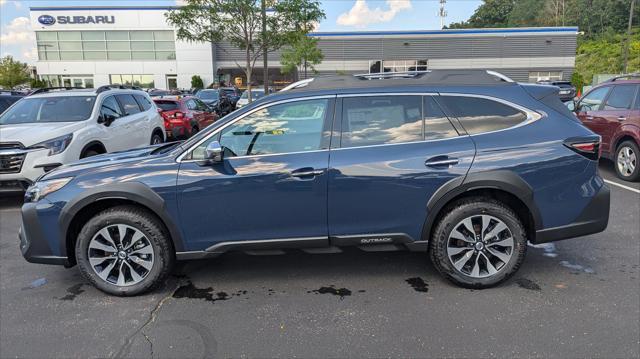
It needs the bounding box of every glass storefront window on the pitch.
[155,51,176,60]
[153,31,174,41]
[82,31,104,41]
[37,32,57,41]
[84,52,107,60]
[154,41,175,51]
[106,31,129,41]
[130,41,154,51]
[83,42,106,51]
[107,52,131,60]
[107,42,130,51]
[130,31,153,41]
[57,31,81,41]
[131,52,155,60]
[59,42,82,51]
[60,52,83,60]
[109,74,154,88]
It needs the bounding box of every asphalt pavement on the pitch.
[0,162,638,358]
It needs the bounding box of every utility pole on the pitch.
[622,0,636,74]
[262,0,269,94]
[438,0,447,29]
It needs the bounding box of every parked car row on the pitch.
[567,74,640,182]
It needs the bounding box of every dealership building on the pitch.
[30,6,579,90]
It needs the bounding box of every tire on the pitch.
[429,197,527,289]
[614,140,639,182]
[191,126,199,136]
[75,205,174,296]
[150,132,164,145]
[80,149,100,159]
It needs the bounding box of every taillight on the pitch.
[174,112,184,119]
[564,137,601,160]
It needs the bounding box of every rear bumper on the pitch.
[533,184,610,243]
[19,202,70,266]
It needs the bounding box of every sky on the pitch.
[0,0,482,64]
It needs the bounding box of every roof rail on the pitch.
[96,84,143,93]
[280,78,314,92]
[28,87,85,95]
[353,70,431,79]
[606,73,640,82]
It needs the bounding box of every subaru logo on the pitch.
[38,15,56,26]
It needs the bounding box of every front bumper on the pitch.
[19,201,69,266]
[533,183,610,243]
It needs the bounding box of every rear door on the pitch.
[115,94,147,148]
[99,96,128,152]
[327,95,475,245]
[599,84,639,152]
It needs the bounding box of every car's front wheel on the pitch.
[430,197,527,288]
[615,140,639,182]
[75,205,174,296]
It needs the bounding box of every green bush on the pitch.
[191,75,204,89]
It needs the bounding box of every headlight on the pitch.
[29,134,73,156]
[24,177,73,202]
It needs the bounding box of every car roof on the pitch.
[26,88,148,99]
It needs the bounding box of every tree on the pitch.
[166,0,324,102]
[448,0,515,28]
[0,56,31,89]
[191,75,205,89]
[280,34,323,79]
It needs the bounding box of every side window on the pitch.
[192,99,329,159]
[186,99,197,111]
[115,94,142,116]
[577,86,610,112]
[635,86,640,110]
[194,99,208,111]
[100,96,123,120]
[437,96,528,135]
[603,85,637,110]
[133,94,152,111]
[341,96,422,148]
[424,96,459,140]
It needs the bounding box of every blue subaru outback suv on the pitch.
[20,70,610,296]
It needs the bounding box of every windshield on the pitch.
[240,90,265,100]
[197,90,219,100]
[0,96,96,125]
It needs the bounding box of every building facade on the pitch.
[30,6,578,90]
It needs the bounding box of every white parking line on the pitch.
[604,179,640,194]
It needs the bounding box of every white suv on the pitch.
[0,86,165,191]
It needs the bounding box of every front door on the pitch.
[598,84,638,153]
[328,95,475,243]
[176,97,335,251]
[576,85,612,144]
[166,75,178,90]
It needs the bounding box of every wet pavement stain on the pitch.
[308,286,352,299]
[59,283,85,300]
[172,281,234,303]
[515,278,541,291]
[405,277,429,292]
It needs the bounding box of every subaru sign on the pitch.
[36,14,115,26]
[37,15,56,26]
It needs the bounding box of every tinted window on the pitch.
[424,96,458,140]
[193,99,209,111]
[186,99,197,110]
[635,88,640,110]
[341,96,422,147]
[134,94,153,111]
[603,85,637,110]
[154,100,179,111]
[437,96,527,135]
[116,94,142,116]
[0,96,96,124]
[100,96,123,120]
[196,90,219,100]
[577,86,610,112]
[192,99,329,159]
[240,90,265,100]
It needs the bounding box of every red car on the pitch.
[153,96,219,140]
[572,75,640,181]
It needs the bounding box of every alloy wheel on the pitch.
[87,224,155,286]
[617,146,637,177]
[447,215,514,278]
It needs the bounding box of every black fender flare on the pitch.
[421,170,543,242]
[58,182,185,257]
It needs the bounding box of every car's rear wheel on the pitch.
[615,140,639,182]
[430,197,527,288]
[150,132,164,145]
[75,205,174,296]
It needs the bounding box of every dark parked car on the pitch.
[569,74,640,181]
[219,87,242,106]
[20,70,609,296]
[0,91,26,114]
[195,89,234,116]
[154,96,219,139]
[537,80,576,102]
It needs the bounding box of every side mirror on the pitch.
[157,107,163,113]
[566,101,576,111]
[205,141,223,163]
[98,114,116,126]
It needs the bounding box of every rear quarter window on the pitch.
[436,96,528,135]
[134,94,153,111]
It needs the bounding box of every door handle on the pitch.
[425,157,460,168]
[290,168,324,178]
[617,116,627,122]
[585,116,594,120]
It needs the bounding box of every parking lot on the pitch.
[0,161,636,358]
